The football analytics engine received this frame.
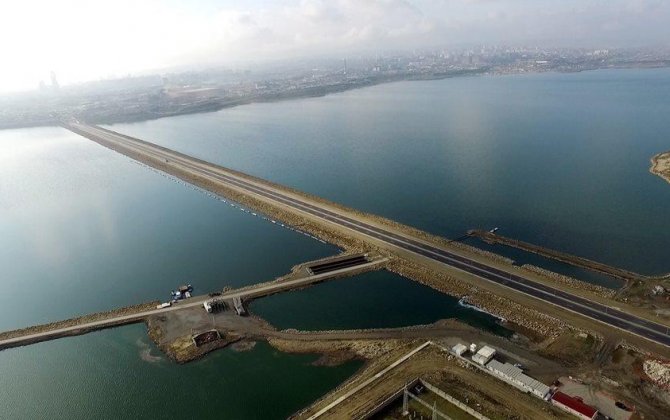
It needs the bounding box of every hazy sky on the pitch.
[1,0,669,93]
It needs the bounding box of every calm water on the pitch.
[0,325,361,420]
[109,68,670,287]
[2,68,669,418]
[253,270,511,337]
[0,126,338,331]
[0,123,502,418]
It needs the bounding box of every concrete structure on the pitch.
[551,391,598,420]
[472,345,496,365]
[486,359,551,399]
[0,255,388,351]
[452,343,468,356]
[203,301,212,313]
[305,341,433,419]
[232,296,246,316]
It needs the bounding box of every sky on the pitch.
[0,0,669,93]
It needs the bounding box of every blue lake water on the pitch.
[2,68,669,418]
[0,115,504,418]
[108,68,670,287]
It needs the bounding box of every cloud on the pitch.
[0,0,669,92]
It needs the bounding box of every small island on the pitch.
[650,151,670,184]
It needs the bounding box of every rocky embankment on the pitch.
[388,259,567,340]
[522,265,617,299]
[644,359,670,389]
[0,301,159,342]
[650,151,670,184]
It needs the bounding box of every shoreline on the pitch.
[0,69,487,130]
[3,65,670,131]
[650,150,670,184]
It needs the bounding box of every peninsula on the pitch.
[651,150,670,184]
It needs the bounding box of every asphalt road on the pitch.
[68,123,670,348]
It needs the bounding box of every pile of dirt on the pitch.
[644,359,670,388]
[164,331,242,363]
[536,332,599,367]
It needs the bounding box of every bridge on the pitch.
[0,255,387,351]
[60,123,670,351]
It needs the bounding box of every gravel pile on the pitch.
[644,359,670,388]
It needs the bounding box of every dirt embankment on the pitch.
[145,311,273,364]
[162,333,243,364]
[0,301,159,343]
[651,150,670,184]
[270,337,399,367]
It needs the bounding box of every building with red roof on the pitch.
[551,391,598,420]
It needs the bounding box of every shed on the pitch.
[452,343,468,356]
[472,345,496,365]
[487,360,551,399]
[551,391,598,420]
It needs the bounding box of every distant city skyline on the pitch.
[1,0,669,93]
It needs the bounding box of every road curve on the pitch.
[67,123,670,348]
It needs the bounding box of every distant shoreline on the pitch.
[650,151,670,184]
[0,69,488,131]
[2,64,670,131]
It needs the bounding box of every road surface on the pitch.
[66,123,670,349]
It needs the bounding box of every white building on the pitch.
[486,360,551,399]
[452,343,468,356]
[472,346,496,365]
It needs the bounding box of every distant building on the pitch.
[551,391,598,420]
